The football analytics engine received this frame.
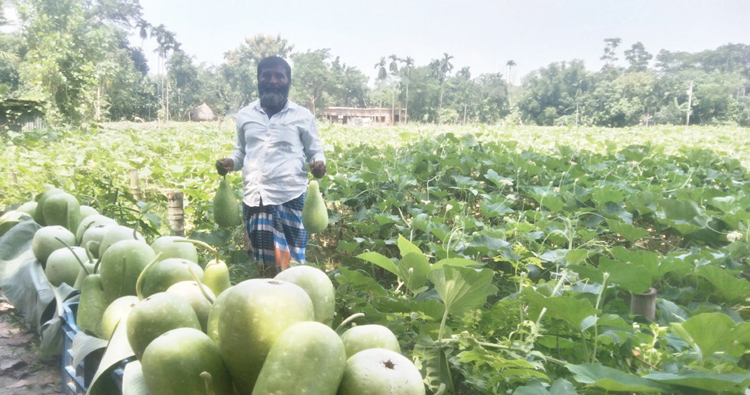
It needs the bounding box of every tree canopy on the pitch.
[0,1,747,127]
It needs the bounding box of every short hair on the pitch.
[257,56,291,82]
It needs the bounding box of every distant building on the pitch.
[0,99,45,132]
[322,107,407,125]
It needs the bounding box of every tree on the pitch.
[429,52,454,122]
[506,60,516,85]
[16,0,135,123]
[150,24,180,121]
[398,56,414,123]
[624,42,652,72]
[601,38,622,71]
[290,48,336,116]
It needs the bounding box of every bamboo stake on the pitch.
[130,169,141,201]
[167,190,184,236]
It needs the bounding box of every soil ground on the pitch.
[0,292,59,395]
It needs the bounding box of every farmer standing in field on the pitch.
[215,56,326,276]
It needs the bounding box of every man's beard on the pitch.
[259,84,289,109]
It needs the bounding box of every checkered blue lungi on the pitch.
[243,192,308,271]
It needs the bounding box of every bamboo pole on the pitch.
[167,190,184,236]
[130,169,141,201]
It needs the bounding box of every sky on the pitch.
[5,1,750,85]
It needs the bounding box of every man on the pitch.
[215,56,326,276]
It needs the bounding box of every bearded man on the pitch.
[215,56,326,276]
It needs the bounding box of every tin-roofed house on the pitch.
[322,107,407,126]
[0,99,45,132]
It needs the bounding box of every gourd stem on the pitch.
[200,371,215,395]
[83,240,96,264]
[335,313,365,333]
[55,237,89,275]
[188,266,215,304]
[175,239,220,268]
[135,252,163,301]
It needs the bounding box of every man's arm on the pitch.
[216,118,247,175]
[300,115,326,178]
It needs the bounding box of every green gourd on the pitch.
[251,322,346,395]
[301,180,328,234]
[33,188,64,226]
[175,239,231,297]
[214,178,241,227]
[43,192,81,232]
[78,274,108,336]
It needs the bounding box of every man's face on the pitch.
[258,64,290,109]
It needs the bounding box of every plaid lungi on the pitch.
[243,192,308,271]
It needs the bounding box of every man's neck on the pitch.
[261,100,287,118]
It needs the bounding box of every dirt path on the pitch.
[0,294,60,395]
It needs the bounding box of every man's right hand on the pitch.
[215,158,234,176]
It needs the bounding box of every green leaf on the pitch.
[606,219,649,242]
[565,249,589,264]
[549,378,578,395]
[598,258,652,294]
[122,361,151,395]
[431,258,481,271]
[513,380,549,395]
[567,363,669,392]
[89,319,136,395]
[520,288,599,330]
[399,251,430,293]
[592,187,624,204]
[670,312,735,360]
[697,265,750,303]
[356,251,399,277]
[644,370,750,392]
[397,234,422,257]
[427,266,497,315]
[72,331,108,367]
[334,267,387,297]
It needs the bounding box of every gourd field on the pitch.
[2,122,750,395]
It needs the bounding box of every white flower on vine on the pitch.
[445,204,453,211]
[727,231,743,242]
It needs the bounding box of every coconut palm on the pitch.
[400,56,414,123]
[506,60,516,85]
[429,53,454,122]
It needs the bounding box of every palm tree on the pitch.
[388,55,399,124]
[505,60,516,85]
[151,25,179,121]
[374,57,387,108]
[134,18,151,72]
[400,56,414,123]
[506,60,516,106]
[430,53,454,123]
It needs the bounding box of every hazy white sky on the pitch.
[7,1,750,85]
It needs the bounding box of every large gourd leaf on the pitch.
[427,266,497,316]
[670,312,735,360]
[520,288,599,331]
[697,265,750,303]
[644,370,750,392]
[567,363,670,393]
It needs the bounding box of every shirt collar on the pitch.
[253,98,293,115]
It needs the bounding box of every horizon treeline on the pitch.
[0,0,748,127]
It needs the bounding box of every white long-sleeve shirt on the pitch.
[230,99,326,207]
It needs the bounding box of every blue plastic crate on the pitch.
[61,302,127,395]
[61,302,86,395]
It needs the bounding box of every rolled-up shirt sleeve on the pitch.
[230,121,246,171]
[301,116,326,165]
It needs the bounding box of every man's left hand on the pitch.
[310,161,326,178]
